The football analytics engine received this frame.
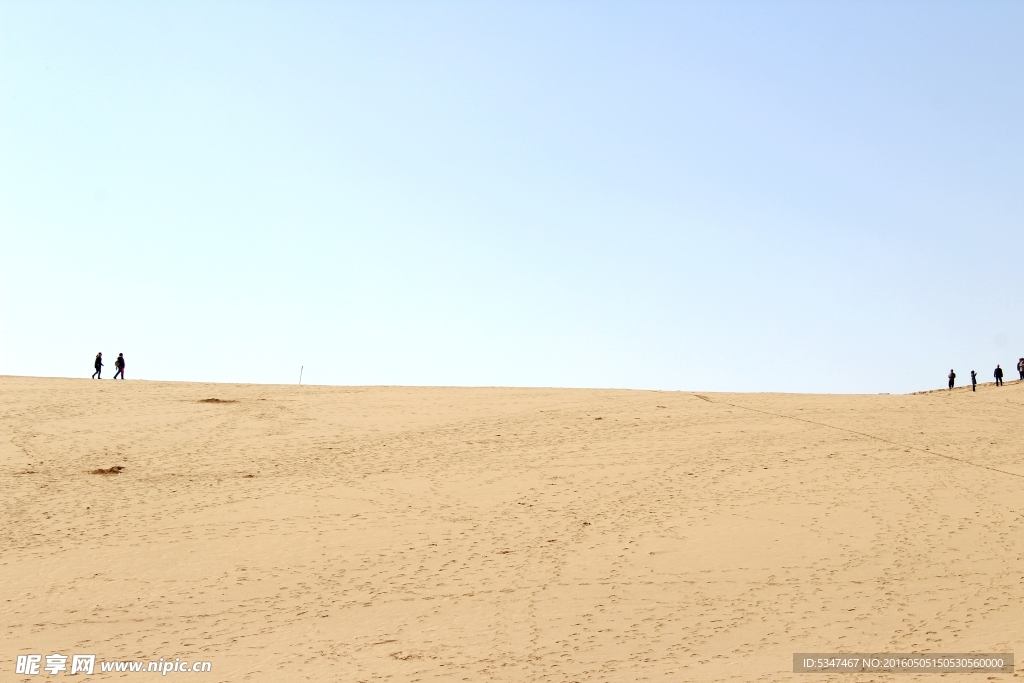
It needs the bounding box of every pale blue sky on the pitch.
[2,2,1022,393]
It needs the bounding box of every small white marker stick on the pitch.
[299,366,303,385]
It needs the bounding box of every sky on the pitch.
[1,1,1022,393]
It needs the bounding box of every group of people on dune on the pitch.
[948,358,1024,391]
[91,352,126,380]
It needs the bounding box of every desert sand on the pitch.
[2,376,1023,681]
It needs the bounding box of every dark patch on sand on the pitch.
[91,466,125,475]
[389,651,422,661]
[199,398,238,404]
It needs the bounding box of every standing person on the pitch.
[994,365,1004,387]
[1017,357,1024,381]
[113,353,125,380]
[91,352,103,379]
[948,369,956,390]
[971,370,977,391]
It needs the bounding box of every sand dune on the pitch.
[2,376,1023,681]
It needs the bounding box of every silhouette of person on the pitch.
[113,353,125,380]
[971,370,977,392]
[1018,357,1024,381]
[994,365,1004,387]
[92,352,103,379]
[948,369,956,390]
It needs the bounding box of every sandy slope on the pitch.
[2,376,1023,682]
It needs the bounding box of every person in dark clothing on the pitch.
[1018,358,1024,381]
[92,352,103,379]
[948,369,956,390]
[994,365,1004,386]
[113,353,125,380]
[971,370,977,391]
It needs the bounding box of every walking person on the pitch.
[971,370,977,392]
[1017,357,1024,381]
[948,369,956,390]
[113,353,125,380]
[91,352,103,379]
[994,364,1004,387]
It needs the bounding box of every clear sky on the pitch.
[2,2,1022,393]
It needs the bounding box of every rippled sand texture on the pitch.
[3,376,1023,682]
